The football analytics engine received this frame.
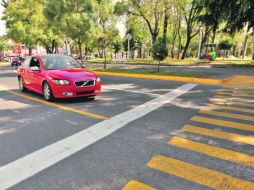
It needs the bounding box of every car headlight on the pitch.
[96,77,101,82]
[53,79,70,85]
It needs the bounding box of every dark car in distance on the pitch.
[11,56,25,66]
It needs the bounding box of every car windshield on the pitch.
[41,55,81,70]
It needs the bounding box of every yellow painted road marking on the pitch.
[182,125,254,146]
[217,92,254,98]
[123,180,156,190]
[210,99,254,108]
[213,95,254,103]
[147,155,254,190]
[192,116,254,132]
[169,137,254,168]
[200,110,254,121]
[0,87,109,120]
[208,104,254,114]
[96,72,222,85]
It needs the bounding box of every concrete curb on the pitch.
[97,72,254,87]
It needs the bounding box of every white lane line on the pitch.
[12,110,21,114]
[65,119,80,126]
[0,83,197,189]
[103,86,160,97]
[12,70,18,73]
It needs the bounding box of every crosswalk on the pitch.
[122,86,254,190]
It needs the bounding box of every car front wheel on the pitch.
[43,82,54,101]
[18,76,27,92]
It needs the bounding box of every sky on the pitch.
[0,6,6,36]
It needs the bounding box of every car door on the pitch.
[20,57,32,88]
[28,57,44,94]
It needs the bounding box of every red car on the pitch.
[18,54,102,101]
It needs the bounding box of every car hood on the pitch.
[45,68,97,81]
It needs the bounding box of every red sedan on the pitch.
[18,54,102,101]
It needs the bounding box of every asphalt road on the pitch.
[0,65,254,190]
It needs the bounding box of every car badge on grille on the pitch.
[81,81,89,86]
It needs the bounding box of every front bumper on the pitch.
[51,82,102,98]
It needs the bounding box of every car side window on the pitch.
[30,57,40,68]
[23,58,31,67]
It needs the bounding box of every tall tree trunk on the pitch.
[171,29,177,59]
[103,46,107,70]
[78,39,83,64]
[252,44,254,60]
[211,27,217,44]
[233,45,237,57]
[29,46,32,56]
[181,37,191,60]
[163,13,169,40]
[177,30,182,60]
[242,34,249,58]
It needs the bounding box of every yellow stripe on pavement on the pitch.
[169,137,254,168]
[200,110,254,121]
[96,72,222,85]
[123,180,156,190]
[210,99,254,108]
[191,116,254,132]
[0,88,109,121]
[213,96,254,103]
[208,104,254,114]
[182,125,254,146]
[147,155,254,190]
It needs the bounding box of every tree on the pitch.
[123,16,150,58]
[197,0,228,44]
[115,0,171,45]
[180,0,203,59]
[151,37,168,72]
[0,0,8,8]
[224,0,254,59]
[218,39,234,58]
[44,0,93,63]
[3,0,60,55]
[94,0,116,70]
[0,36,11,51]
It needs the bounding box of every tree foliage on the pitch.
[3,0,60,54]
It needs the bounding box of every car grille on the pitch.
[75,80,95,87]
[76,91,95,96]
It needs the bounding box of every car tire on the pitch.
[18,76,27,92]
[43,82,54,101]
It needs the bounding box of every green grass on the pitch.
[87,66,211,78]
[88,57,254,66]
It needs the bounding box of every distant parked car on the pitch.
[18,54,102,101]
[3,57,9,62]
[11,56,25,66]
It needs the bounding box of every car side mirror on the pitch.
[31,66,40,72]
[81,63,86,68]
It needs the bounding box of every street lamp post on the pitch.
[126,34,132,60]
